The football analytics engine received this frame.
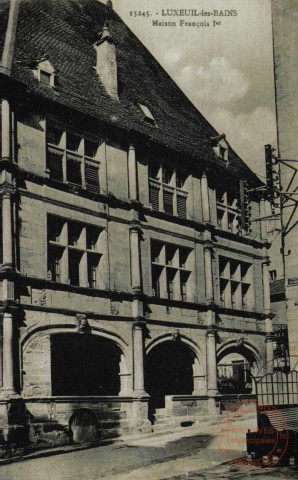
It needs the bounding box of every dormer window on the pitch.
[138,103,155,124]
[40,70,51,85]
[210,133,229,165]
[32,57,56,87]
[216,140,228,163]
[219,146,226,159]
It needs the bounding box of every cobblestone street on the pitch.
[1,427,297,480]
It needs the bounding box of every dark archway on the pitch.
[51,333,121,396]
[69,409,98,444]
[145,340,195,409]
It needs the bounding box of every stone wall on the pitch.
[272,0,298,367]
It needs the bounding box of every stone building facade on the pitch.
[272,0,298,370]
[0,0,275,451]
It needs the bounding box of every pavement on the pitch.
[0,412,260,480]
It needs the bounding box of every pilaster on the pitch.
[206,326,218,396]
[128,143,138,201]
[201,171,210,223]
[132,319,148,397]
[203,242,214,302]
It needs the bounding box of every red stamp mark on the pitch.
[216,399,289,471]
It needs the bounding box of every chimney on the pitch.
[94,23,118,100]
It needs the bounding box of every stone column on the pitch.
[2,189,13,270]
[192,358,206,395]
[128,144,138,201]
[204,244,214,302]
[206,329,218,395]
[1,98,11,159]
[201,171,210,223]
[130,225,144,319]
[132,321,146,396]
[2,312,16,395]
[119,354,131,396]
[130,226,141,291]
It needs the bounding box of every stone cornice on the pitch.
[17,170,267,250]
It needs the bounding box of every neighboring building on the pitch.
[0,0,275,451]
[272,0,298,370]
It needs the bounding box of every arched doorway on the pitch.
[217,341,260,395]
[145,340,195,409]
[217,352,253,394]
[51,333,122,396]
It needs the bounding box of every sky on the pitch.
[112,0,276,180]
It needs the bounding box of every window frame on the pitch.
[47,214,104,289]
[151,240,192,302]
[148,162,189,219]
[46,119,101,194]
[218,255,253,310]
[216,187,240,234]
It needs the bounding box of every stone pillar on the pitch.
[119,354,131,396]
[128,144,138,201]
[206,329,218,395]
[192,358,206,395]
[130,225,144,318]
[1,98,11,159]
[204,244,214,302]
[2,190,13,270]
[201,171,210,223]
[2,312,16,395]
[132,321,146,396]
[130,226,141,290]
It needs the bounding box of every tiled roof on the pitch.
[270,278,285,296]
[1,0,261,184]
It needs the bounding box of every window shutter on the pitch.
[67,154,82,186]
[150,185,159,211]
[163,190,173,215]
[47,147,63,181]
[85,161,100,193]
[177,194,187,219]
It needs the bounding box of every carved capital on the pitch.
[132,317,146,329]
[206,327,218,337]
[0,183,16,198]
[129,223,142,234]
[203,241,214,253]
